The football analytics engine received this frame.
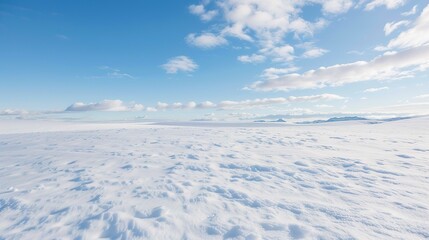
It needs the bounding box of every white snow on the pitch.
[0,117,428,239]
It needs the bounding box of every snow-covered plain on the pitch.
[0,117,428,239]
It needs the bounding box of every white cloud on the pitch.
[146,107,157,112]
[261,67,299,79]
[313,0,354,14]
[237,54,266,63]
[155,101,199,110]
[414,94,429,100]
[187,1,417,63]
[297,42,329,58]
[365,0,406,11]
[186,33,227,48]
[217,98,285,109]
[386,4,429,49]
[302,47,329,58]
[189,4,204,15]
[401,5,417,16]
[170,102,184,109]
[0,109,29,116]
[214,0,332,43]
[185,102,197,109]
[216,94,344,110]
[162,56,198,74]
[374,45,389,51]
[140,94,344,111]
[132,104,145,111]
[363,86,389,92]
[290,94,345,101]
[156,102,169,110]
[260,44,295,62]
[221,23,253,41]
[347,50,365,55]
[65,100,144,112]
[249,44,429,91]
[189,4,218,21]
[187,1,335,62]
[384,20,410,36]
[197,101,217,109]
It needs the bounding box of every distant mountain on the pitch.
[325,116,367,122]
[273,118,286,122]
[298,116,368,124]
[254,118,286,123]
[382,116,413,122]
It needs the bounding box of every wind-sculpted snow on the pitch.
[0,118,428,239]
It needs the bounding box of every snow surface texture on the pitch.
[0,118,428,239]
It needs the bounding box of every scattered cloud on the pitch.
[302,47,329,58]
[198,101,217,109]
[315,0,354,14]
[260,44,295,62]
[156,101,199,110]
[162,56,198,74]
[65,100,144,112]
[187,1,332,62]
[365,0,406,11]
[237,54,266,63]
[261,67,299,79]
[214,94,344,110]
[363,86,389,93]
[297,42,328,58]
[347,50,365,55]
[401,5,418,16]
[186,33,227,49]
[189,4,218,21]
[146,107,157,112]
[384,20,410,36]
[385,4,429,49]
[187,0,409,63]
[249,44,429,91]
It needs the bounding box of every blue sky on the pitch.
[1,0,428,120]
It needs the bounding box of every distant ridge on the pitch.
[297,116,418,124]
[254,118,286,123]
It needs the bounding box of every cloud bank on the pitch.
[0,109,29,116]
[64,94,344,113]
[65,100,144,112]
[249,44,429,91]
